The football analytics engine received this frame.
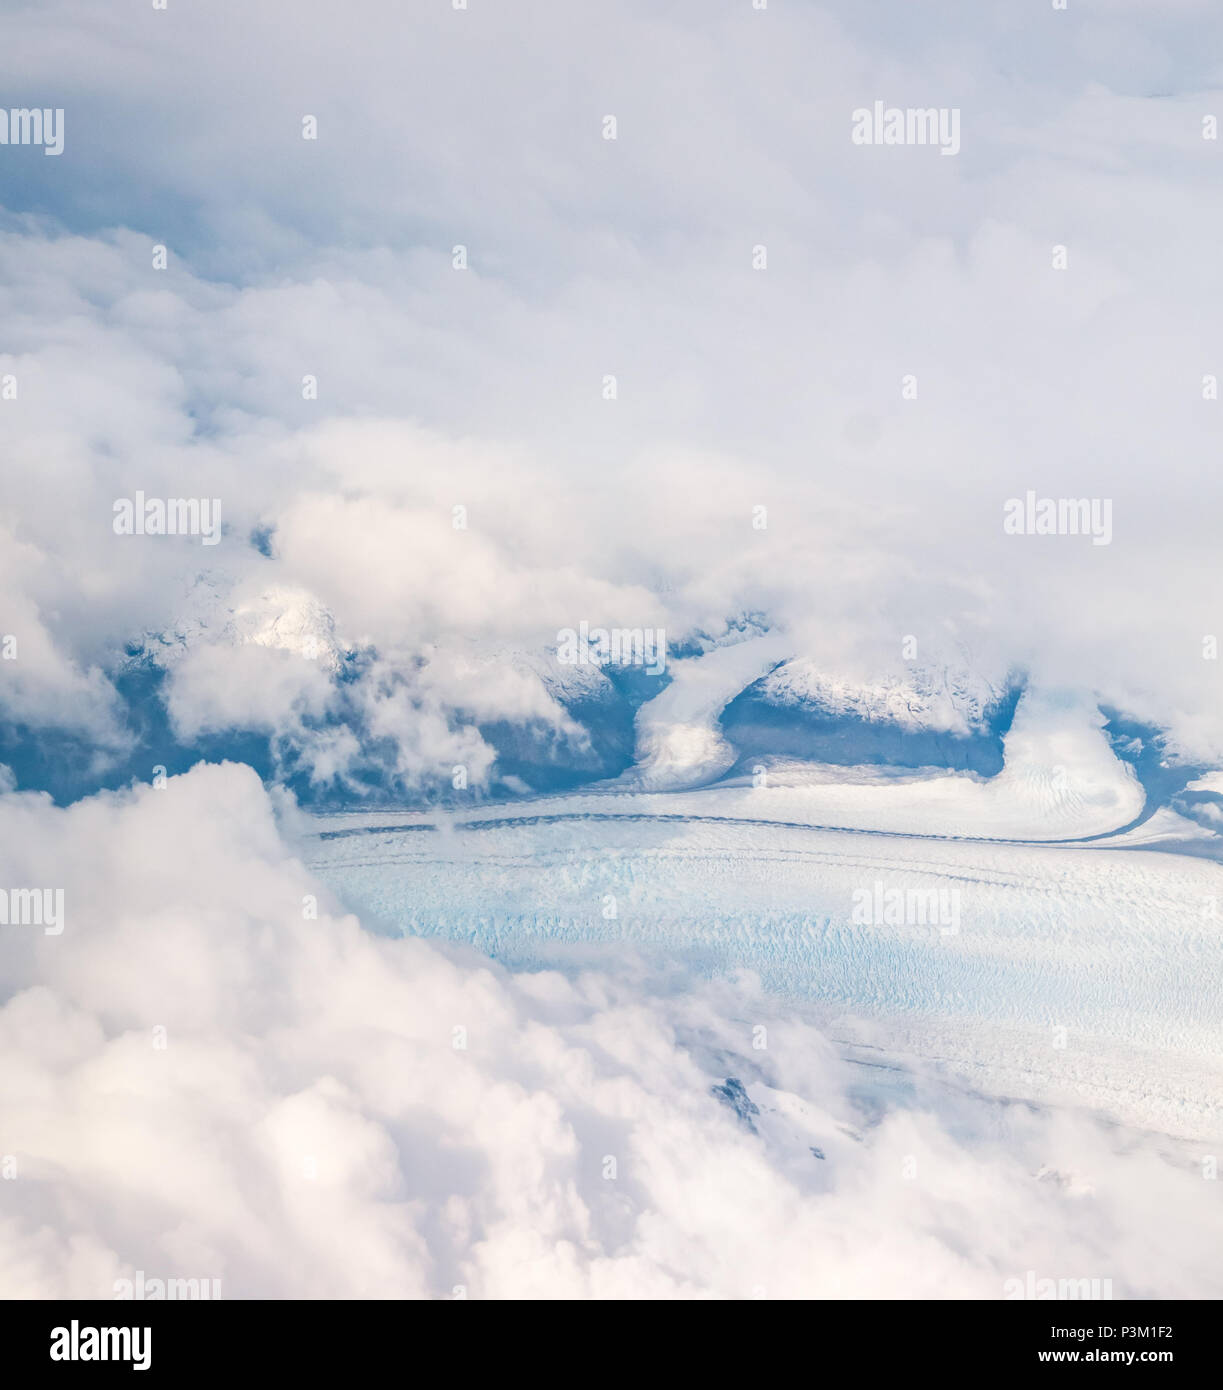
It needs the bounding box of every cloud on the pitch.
[4,3,1223,769]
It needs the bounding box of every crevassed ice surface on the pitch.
[307,682,1223,1142]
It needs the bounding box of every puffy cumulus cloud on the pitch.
[152,575,600,798]
[0,527,125,746]
[4,0,1223,773]
[0,763,1219,1299]
[164,642,334,743]
[267,480,671,648]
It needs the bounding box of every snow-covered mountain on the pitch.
[750,659,1009,736]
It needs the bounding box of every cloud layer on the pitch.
[2,1,1223,795]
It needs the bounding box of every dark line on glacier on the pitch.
[315,809,1220,859]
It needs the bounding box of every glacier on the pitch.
[306,681,1223,1144]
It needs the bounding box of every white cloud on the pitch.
[0,0,1216,725]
